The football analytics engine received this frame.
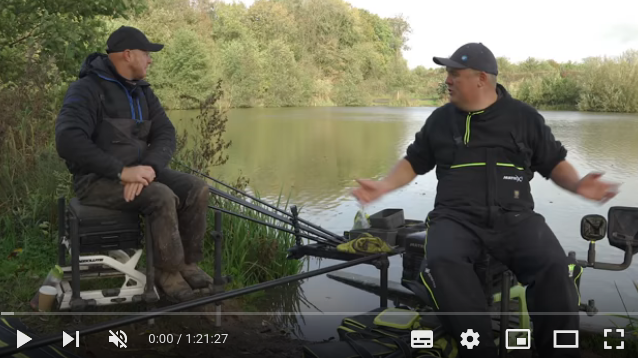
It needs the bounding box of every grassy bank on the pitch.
[0,77,302,316]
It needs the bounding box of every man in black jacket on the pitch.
[55,26,214,302]
[353,43,619,358]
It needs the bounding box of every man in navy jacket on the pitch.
[55,26,213,302]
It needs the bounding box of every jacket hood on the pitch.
[78,53,113,79]
[78,52,149,86]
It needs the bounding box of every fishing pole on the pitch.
[0,254,385,357]
[208,205,338,246]
[207,184,345,245]
[174,160,344,241]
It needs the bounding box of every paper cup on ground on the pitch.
[38,286,57,312]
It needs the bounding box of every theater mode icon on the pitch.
[411,330,433,348]
[505,329,531,349]
[553,330,579,348]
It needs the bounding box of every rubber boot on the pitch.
[155,269,196,302]
[180,263,214,290]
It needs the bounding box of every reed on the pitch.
[200,185,304,288]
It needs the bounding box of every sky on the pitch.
[220,0,638,69]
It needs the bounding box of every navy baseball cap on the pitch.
[433,43,498,75]
[106,26,164,53]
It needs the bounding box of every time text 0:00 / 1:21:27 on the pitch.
[147,333,228,344]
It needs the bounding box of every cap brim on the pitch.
[146,43,164,52]
[433,56,467,69]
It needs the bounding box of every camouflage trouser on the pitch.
[74,168,210,272]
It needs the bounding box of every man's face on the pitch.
[127,49,153,80]
[445,67,481,107]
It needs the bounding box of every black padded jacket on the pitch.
[404,84,567,212]
[55,52,176,183]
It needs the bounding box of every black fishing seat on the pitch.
[66,197,142,252]
[56,196,158,311]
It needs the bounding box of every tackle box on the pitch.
[369,208,405,229]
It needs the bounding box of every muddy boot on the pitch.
[180,263,215,290]
[155,269,196,302]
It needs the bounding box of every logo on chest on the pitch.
[503,175,523,183]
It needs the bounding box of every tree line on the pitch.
[1,0,638,248]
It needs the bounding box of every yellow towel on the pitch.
[337,233,393,254]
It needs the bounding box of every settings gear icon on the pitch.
[460,329,480,349]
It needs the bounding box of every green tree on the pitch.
[0,0,144,82]
[148,28,217,109]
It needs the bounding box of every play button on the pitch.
[16,330,31,348]
[63,332,74,347]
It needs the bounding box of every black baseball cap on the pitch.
[433,43,498,75]
[106,26,164,53]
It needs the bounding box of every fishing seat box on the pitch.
[67,198,142,253]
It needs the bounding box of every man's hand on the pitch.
[550,161,620,203]
[352,179,393,205]
[575,172,620,203]
[351,159,418,205]
[123,182,145,202]
[120,166,156,185]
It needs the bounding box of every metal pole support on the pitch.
[144,217,156,326]
[499,271,512,358]
[291,205,301,247]
[378,255,389,308]
[70,214,80,301]
[213,210,224,327]
[58,197,66,267]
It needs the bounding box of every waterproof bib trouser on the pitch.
[419,109,581,358]
[73,74,211,301]
[435,109,534,217]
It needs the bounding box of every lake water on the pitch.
[169,106,638,342]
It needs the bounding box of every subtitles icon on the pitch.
[108,330,127,349]
[553,330,579,348]
[603,328,624,350]
[411,330,433,348]
[505,329,531,349]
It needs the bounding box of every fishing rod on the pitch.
[208,205,338,246]
[0,254,385,357]
[207,184,345,245]
[174,160,344,241]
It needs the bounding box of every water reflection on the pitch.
[172,107,420,210]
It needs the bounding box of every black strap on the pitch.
[449,106,463,147]
[510,107,532,169]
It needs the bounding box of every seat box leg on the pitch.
[142,218,158,302]
[69,215,81,301]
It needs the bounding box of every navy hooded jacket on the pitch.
[55,52,175,183]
